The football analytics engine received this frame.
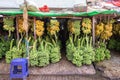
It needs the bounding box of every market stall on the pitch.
[0,0,119,68]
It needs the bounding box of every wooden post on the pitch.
[23,0,29,66]
[16,16,19,42]
[92,16,95,47]
[23,0,28,40]
[34,17,36,40]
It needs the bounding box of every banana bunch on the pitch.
[18,17,25,33]
[47,19,60,35]
[113,23,120,36]
[68,20,74,34]
[29,40,39,66]
[18,17,34,33]
[95,22,104,36]
[100,23,113,40]
[67,20,81,35]
[95,19,114,40]
[95,42,111,62]
[35,20,44,37]
[3,17,15,32]
[82,18,92,34]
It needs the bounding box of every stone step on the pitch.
[95,51,120,80]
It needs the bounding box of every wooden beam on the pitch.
[56,16,82,19]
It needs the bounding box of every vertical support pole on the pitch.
[92,16,95,47]
[34,17,36,40]
[23,0,29,66]
[16,16,19,42]
[24,0,28,40]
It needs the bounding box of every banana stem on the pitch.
[10,39,14,50]
[52,38,56,47]
[17,38,22,49]
[90,37,92,47]
[74,34,77,44]
[54,33,57,44]
[78,39,81,48]
[8,30,11,37]
[33,40,37,51]
[45,41,47,51]
[40,40,44,50]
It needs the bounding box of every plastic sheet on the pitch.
[0,10,116,17]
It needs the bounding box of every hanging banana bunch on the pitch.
[67,20,81,35]
[81,18,92,34]
[18,17,34,33]
[3,16,15,37]
[95,22,104,36]
[68,20,75,34]
[35,20,44,37]
[113,20,120,36]
[100,22,113,40]
[95,19,115,40]
[18,17,25,33]
[47,19,60,35]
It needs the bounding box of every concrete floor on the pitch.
[0,74,108,80]
[0,51,120,80]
